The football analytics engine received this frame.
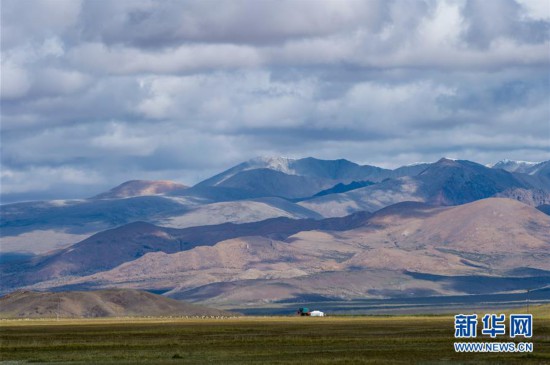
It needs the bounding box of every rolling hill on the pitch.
[159,197,323,228]
[0,195,320,255]
[8,198,549,308]
[0,211,372,289]
[0,195,193,254]
[0,289,232,318]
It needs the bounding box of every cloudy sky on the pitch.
[1,0,549,202]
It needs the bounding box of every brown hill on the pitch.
[1,212,371,289]
[0,289,233,318]
[36,198,550,307]
[93,180,188,199]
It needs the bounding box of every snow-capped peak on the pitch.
[491,159,539,173]
[246,156,297,175]
[493,159,538,166]
[404,162,430,167]
[209,156,298,186]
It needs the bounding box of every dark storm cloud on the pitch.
[1,0,549,202]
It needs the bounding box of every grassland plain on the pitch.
[0,313,549,364]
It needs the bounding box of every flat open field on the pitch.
[1,315,549,364]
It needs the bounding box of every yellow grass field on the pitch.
[1,310,549,364]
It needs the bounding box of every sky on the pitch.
[1,0,549,203]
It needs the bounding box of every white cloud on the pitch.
[416,1,465,48]
[1,62,31,99]
[69,42,262,74]
[1,0,549,201]
[1,0,82,49]
[516,0,550,20]
[40,37,65,57]
[90,122,157,156]
[1,166,103,194]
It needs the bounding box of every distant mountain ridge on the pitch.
[191,157,430,200]
[1,156,549,256]
[298,158,550,217]
[491,159,541,174]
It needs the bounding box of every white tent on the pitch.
[310,310,325,317]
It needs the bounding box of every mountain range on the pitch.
[1,157,549,311]
[3,157,548,255]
